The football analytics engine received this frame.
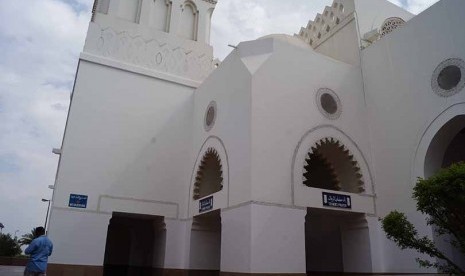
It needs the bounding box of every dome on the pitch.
[258,33,311,49]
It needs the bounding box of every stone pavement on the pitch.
[0,266,24,276]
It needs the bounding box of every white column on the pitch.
[221,203,306,274]
[221,204,252,273]
[366,215,386,272]
[164,218,191,269]
[168,0,182,35]
[139,0,152,26]
[250,204,306,274]
[107,0,120,16]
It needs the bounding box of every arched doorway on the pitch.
[424,115,465,177]
[189,147,223,275]
[302,138,372,274]
[423,115,465,270]
[103,213,166,276]
[305,209,372,274]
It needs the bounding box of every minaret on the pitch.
[85,0,218,83]
[47,0,219,273]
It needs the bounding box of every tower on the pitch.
[88,0,217,82]
[47,0,218,275]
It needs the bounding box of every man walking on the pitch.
[24,227,53,276]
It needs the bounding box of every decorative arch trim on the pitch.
[188,136,229,216]
[178,1,199,41]
[291,125,374,205]
[412,103,465,182]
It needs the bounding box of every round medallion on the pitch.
[204,101,217,131]
[432,58,465,97]
[316,88,342,120]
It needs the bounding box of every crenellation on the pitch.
[296,0,351,47]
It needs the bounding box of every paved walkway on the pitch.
[0,266,24,276]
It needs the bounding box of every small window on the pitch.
[432,58,465,97]
[316,88,342,120]
[204,101,217,131]
[326,25,330,32]
[438,66,461,90]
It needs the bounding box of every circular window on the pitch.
[432,58,465,97]
[204,101,217,131]
[316,88,342,120]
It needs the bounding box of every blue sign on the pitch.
[199,196,213,213]
[69,194,88,209]
[322,192,351,209]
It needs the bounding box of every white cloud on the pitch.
[212,0,332,59]
[387,0,439,14]
[0,0,90,236]
[404,0,438,14]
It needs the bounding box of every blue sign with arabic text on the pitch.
[69,194,88,209]
[199,196,213,213]
[322,192,351,209]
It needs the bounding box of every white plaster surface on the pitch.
[250,204,306,274]
[48,208,111,266]
[47,0,465,273]
[220,204,252,273]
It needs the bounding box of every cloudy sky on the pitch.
[0,0,439,238]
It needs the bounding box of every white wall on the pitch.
[354,0,413,38]
[250,204,306,274]
[52,60,194,219]
[362,0,465,272]
[190,49,253,213]
[315,18,361,65]
[249,36,373,206]
[220,204,252,273]
[48,208,111,265]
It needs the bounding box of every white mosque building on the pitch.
[47,0,465,275]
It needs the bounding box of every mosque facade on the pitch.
[47,0,465,275]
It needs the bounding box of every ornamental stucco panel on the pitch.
[85,23,214,81]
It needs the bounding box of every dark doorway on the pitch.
[305,208,372,275]
[103,212,166,276]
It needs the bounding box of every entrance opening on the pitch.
[189,210,221,276]
[305,208,371,274]
[103,213,166,276]
[424,115,465,270]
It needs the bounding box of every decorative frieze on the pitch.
[86,24,215,82]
